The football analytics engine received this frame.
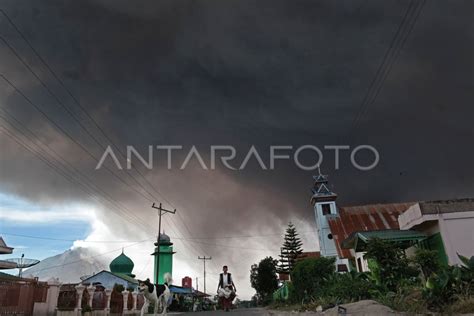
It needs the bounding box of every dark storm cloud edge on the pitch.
[0,0,473,250]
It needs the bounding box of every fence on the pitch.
[0,278,48,316]
[56,284,145,316]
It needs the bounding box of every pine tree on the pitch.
[278,222,303,274]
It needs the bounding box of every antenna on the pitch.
[5,254,40,278]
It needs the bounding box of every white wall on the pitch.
[399,204,474,266]
[439,213,474,265]
[33,279,60,316]
[314,201,338,257]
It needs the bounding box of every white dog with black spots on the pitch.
[137,273,172,315]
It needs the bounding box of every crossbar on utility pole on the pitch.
[198,256,212,294]
[152,202,176,283]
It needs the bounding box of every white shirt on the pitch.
[222,273,229,286]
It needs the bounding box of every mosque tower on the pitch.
[151,233,175,284]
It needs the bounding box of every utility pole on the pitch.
[152,202,176,283]
[198,256,212,294]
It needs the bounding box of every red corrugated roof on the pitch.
[328,203,415,258]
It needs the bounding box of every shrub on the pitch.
[423,266,462,310]
[413,248,440,280]
[364,238,419,291]
[458,253,474,295]
[290,257,336,303]
[323,271,375,303]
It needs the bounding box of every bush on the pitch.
[364,238,419,291]
[458,253,474,295]
[413,248,440,279]
[423,266,462,310]
[323,271,375,303]
[290,257,336,303]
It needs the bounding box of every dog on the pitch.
[138,273,172,315]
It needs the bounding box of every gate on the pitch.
[0,279,48,316]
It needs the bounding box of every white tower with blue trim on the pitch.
[310,168,339,257]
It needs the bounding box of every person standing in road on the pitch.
[217,265,236,311]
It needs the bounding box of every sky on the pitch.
[0,0,473,299]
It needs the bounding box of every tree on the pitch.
[278,222,303,274]
[250,257,279,303]
[290,256,336,302]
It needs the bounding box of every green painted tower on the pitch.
[151,233,175,284]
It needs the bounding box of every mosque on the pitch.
[81,233,175,289]
[81,250,138,289]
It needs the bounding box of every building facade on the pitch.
[310,172,349,271]
[398,199,474,266]
[310,174,474,272]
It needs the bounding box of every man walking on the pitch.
[217,265,236,311]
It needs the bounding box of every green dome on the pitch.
[109,251,134,276]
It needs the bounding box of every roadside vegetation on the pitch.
[285,239,474,313]
[251,231,474,313]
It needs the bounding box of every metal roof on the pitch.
[81,270,138,284]
[327,202,415,258]
[341,229,427,251]
[169,285,193,294]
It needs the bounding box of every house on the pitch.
[310,173,427,272]
[0,237,16,270]
[398,199,474,266]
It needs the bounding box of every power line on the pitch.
[0,10,162,206]
[171,231,317,240]
[358,0,427,125]
[350,0,416,131]
[0,231,282,251]
[0,9,230,268]
[0,10,210,253]
[183,239,280,252]
[0,113,156,234]
[0,9,311,272]
[349,0,426,135]
[0,75,159,233]
[198,256,212,294]
[151,202,176,283]
[20,239,150,275]
[0,232,153,244]
[0,8,178,216]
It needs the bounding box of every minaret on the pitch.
[310,168,339,257]
[151,233,175,284]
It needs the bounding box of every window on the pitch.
[321,203,331,215]
[337,264,348,272]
